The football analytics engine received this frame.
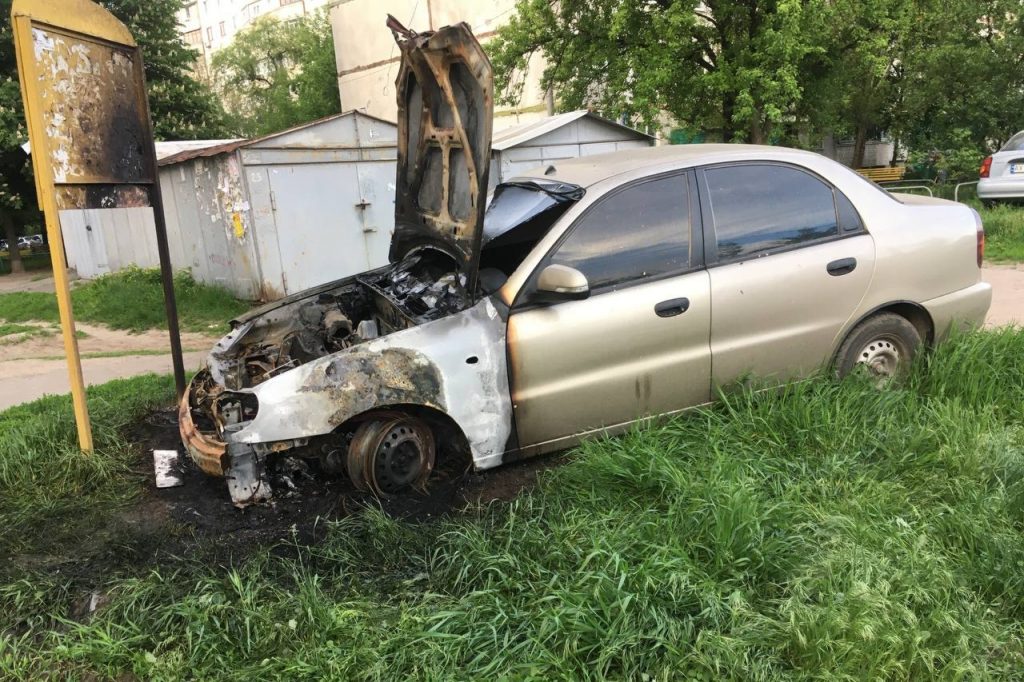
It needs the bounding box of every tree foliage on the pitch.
[490,0,1024,163]
[490,0,817,142]
[212,12,340,137]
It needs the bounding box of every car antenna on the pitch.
[544,164,557,175]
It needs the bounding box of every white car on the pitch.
[978,131,1024,205]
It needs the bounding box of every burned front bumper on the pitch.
[178,382,228,477]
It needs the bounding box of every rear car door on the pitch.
[509,172,712,449]
[698,162,876,386]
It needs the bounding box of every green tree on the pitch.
[489,0,818,142]
[798,0,918,167]
[897,0,1024,162]
[212,12,340,137]
[1,0,34,272]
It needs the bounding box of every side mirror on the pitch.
[535,264,590,301]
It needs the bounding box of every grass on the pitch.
[979,204,1024,263]
[0,374,179,560]
[0,267,250,334]
[0,329,1022,678]
[0,323,42,338]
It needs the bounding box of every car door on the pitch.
[698,162,876,386]
[508,171,712,451]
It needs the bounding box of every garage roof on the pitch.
[491,110,654,151]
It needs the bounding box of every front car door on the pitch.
[508,171,712,453]
[697,162,876,386]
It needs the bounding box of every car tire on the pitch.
[834,312,922,381]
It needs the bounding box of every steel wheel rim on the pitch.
[856,334,905,379]
[348,416,434,496]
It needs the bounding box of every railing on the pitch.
[878,179,935,197]
[954,181,979,203]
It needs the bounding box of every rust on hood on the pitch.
[387,15,494,293]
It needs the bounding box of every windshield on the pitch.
[1000,131,1024,152]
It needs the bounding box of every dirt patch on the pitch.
[117,408,562,568]
[1,321,214,361]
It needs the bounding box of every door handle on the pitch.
[655,297,690,317]
[827,257,857,276]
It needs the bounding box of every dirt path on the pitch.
[0,351,209,411]
[982,264,1024,327]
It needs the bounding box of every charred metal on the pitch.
[179,18,511,507]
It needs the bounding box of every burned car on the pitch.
[181,18,992,506]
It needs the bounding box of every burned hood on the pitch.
[387,15,493,290]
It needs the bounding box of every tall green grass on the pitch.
[980,204,1024,263]
[3,329,1024,678]
[0,267,250,334]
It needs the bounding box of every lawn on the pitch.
[0,267,250,334]
[2,328,1024,679]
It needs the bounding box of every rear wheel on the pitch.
[347,414,435,496]
[835,313,922,382]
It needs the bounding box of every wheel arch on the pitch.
[833,300,935,362]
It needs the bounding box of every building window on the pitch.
[219,21,226,36]
[206,26,213,43]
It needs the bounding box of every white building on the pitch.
[329,0,553,131]
[178,0,335,79]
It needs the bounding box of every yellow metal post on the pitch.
[11,11,93,451]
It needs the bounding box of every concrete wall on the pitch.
[330,0,551,130]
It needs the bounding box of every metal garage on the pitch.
[60,111,398,300]
[489,110,655,188]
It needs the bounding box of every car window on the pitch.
[835,190,864,233]
[548,174,689,291]
[705,164,840,261]
[1000,131,1024,152]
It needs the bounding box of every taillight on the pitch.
[980,155,992,178]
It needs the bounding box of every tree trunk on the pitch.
[889,134,900,167]
[749,116,766,145]
[1,211,24,275]
[721,96,736,142]
[852,124,869,168]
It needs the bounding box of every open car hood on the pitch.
[387,16,493,291]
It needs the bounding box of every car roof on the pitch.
[515,143,824,188]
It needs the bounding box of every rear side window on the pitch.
[705,164,842,262]
[1000,131,1024,152]
[549,174,689,291]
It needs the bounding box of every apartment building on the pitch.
[329,0,552,130]
[179,0,334,79]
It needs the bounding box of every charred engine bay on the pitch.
[212,251,471,392]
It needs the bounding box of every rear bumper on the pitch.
[921,281,992,341]
[977,177,1024,200]
[178,385,228,477]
